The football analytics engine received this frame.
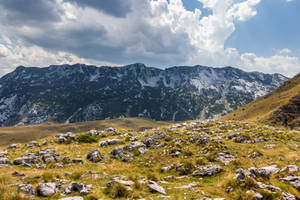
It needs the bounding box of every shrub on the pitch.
[105,183,130,198]
[76,134,99,143]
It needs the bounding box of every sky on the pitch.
[0,0,299,77]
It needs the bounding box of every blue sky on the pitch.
[0,0,299,77]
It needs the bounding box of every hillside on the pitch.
[0,118,170,146]
[1,120,300,199]
[223,73,300,129]
[0,63,287,126]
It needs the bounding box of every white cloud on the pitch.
[286,0,295,2]
[0,0,299,77]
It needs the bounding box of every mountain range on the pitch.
[0,63,288,127]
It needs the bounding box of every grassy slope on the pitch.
[0,118,170,146]
[223,73,300,123]
[0,120,300,199]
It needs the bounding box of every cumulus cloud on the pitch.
[0,0,298,77]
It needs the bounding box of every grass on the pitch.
[0,120,300,199]
[0,117,171,147]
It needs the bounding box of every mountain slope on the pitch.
[223,73,300,128]
[0,63,287,126]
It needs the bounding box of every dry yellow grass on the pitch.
[223,73,300,123]
[0,117,170,147]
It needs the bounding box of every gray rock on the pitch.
[111,147,125,159]
[42,154,55,164]
[37,182,59,197]
[281,165,299,174]
[0,151,7,157]
[99,139,122,147]
[59,197,84,200]
[12,171,26,177]
[26,141,40,148]
[235,168,256,182]
[249,165,280,178]
[56,132,75,144]
[86,150,101,162]
[13,154,40,165]
[198,135,210,144]
[72,158,83,164]
[63,182,92,195]
[280,176,300,190]
[7,144,18,149]
[56,163,64,168]
[124,141,146,151]
[107,180,134,188]
[148,181,166,194]
[215,152,235,165]
[18,183,35,196]
[36,164,47,169]
[88,129,99,136]
[162,164,175,172]
[0,157,11,165]
[192,165,222,176]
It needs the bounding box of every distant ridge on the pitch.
[223,73,300,129]
[0,63,287,127]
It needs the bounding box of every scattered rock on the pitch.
[56,132,75,144]
[7,144,18,149]
[12,171,25,177]
[72,158,83,164]
[280,176,300,190]
[88,129,99,136]
[215,152,235,165]
[17,183,35,197]
[111,147,125,159]
[0,157,11,165]
[13,154,40,165]
[107,180,134,188]
[86,150,101,162]
[37,182,60,197]
[59,197,84,200]
[148,181,166,194]
[63,182,92,196]
[124,141,146,151]
[281,165,299,174]
[26,141,40,148]
[235,168,256,182]
[249,165,280,178]
[99,139,122,147]
[192,165,222,176]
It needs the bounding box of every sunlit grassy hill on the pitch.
[223,73,300,129]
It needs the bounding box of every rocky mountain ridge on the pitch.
[0,63,288,126]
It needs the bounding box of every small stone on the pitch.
[148,181,166,194]
[37,182,59,197]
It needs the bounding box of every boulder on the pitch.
[18,183,35,197]
[59,197,84,200]
[63,182,92,195]
[192,165,222,176]
[107,180,134,188]
[26,141,40,148]
[148,181,166,194]
[124,141,146,151]
[249,165,280,178]
[235,168,256,182]
[111,147,125,159]
[99,139,121,147]
[280,176,300,190]
[37,182,60,197]
[86,150,101,162]
[88,129,99,136]
[7,144,18,149]
[72,159,83,164]
[13,154,40,165]
[281,165,299,174]
[215,152,235,165]
[0,157,11,165]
